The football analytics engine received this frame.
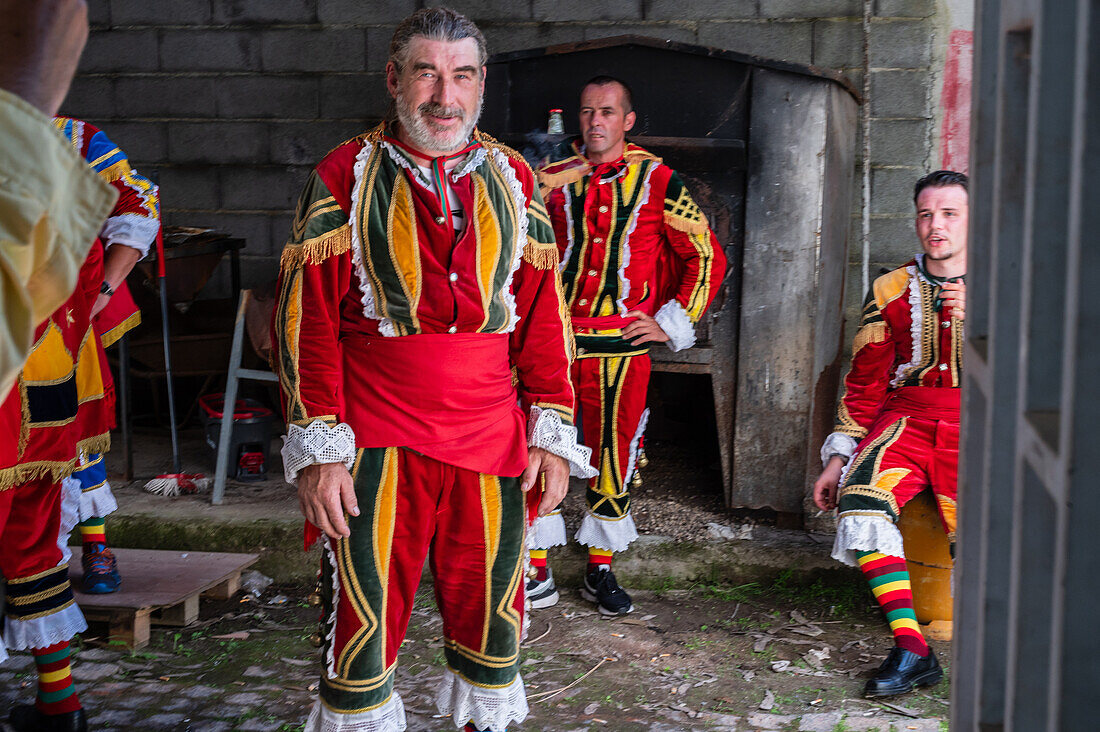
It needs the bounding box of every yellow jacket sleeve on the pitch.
[0,89,117,395]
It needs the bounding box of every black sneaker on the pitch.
[581,566,633,616]
[9,704,87,732]
[526,567,560,609]
[863,646,943,697]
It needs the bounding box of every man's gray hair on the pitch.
[389,7,488,72]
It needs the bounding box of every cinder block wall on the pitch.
[68,0,942,317]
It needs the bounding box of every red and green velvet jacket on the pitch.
[823,256,965,461]
[273,124,590,480]
[536,139,726,354]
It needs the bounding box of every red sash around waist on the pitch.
[881,386,960,422]
[340,332,528,477]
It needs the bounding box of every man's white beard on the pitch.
[395,89,483,154]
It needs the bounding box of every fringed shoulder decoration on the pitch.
[474,130,532,170]
[279,224,353,270]
[852,322,888,354]
[523,239,560,270]
[662,210,711,236]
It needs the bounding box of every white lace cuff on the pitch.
[820,432,859,467]
[831,513,905,567]
[101,213,158,256]
[281,420,357,486]
[304,693,407,732]
[654,299,696,352]
[527,406,598,479]
[435,669,528,730]
[575,511,640,553]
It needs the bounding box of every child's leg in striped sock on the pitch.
[857,550,929,656]
[587,547,612,570]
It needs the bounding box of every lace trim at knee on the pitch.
[526,512,567,550]
[435,668,528,730]
[304,694,407,732]
[831,513,905,567]
[575,512,639,553]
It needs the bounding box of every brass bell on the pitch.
[309,632,324,648]
[307,592,322,607]
[631,472,643,488]
[526,565,538,580]
[637,450,649,469]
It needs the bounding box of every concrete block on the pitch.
[88,0,111,29]
[262,29,367,72]
[760,0,859,18]
[366,26,396,71]
[111,0,212,25]
[160,30,262,72]
[423,0,533,22]
[79,30,159,73]
[869,215,919,264]
[697,20,813,64]
[214,75,321,119]
[320,74,391,120]
[220,166,305,211]
[185,214,274,258]
[583,23,697,44]
[213,0,317,24]
[874,0,935,17]
[869,18,932,68]
[478,23,587,56]
[95,121,168,162]
[870,69,930,117]
[269,121,369,165]
[318,0,420,25]
[157,166,221,211]
[647,0,755,21]
[533,0,642,22]
[871,166,922,215]
[113,76,219,118]
[870,118,931,166]
[168,122,268,164]
[61,77,116,120]
[812,19,861,69]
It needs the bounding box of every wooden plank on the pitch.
[152,594,200,626]
[69,548,258,610]
[201,571,242,601]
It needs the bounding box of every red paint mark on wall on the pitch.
[940,29,973,173]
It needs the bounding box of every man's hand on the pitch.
[622,310,670,346]
[297,462,359,540]
[0,0,89,116]
[91,292,110,317]
[941,280,966,321]
[521,447,569,517]
[812,455,846,512]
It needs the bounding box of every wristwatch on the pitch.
[100,281,115,297]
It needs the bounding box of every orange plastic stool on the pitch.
[897,490,954,641]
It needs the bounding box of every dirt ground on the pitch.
[0,577,950,731]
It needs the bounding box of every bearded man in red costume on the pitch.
[813,170,968,699]
[531,76,726,616]
[272,8,594,732]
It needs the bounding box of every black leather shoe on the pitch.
[863,646,943,697]
[9,704,87,732]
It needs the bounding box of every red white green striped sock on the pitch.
[79,517,107,546]
[857,550,929,657]
[32,640,81,715]
[587,547,613,570]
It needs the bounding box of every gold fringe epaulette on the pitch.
[279,224,353,270]
[536,165,589,195]
[852,322,888,353]
[523,241,560,270]
[663,211,711,236]
[77,432,111,457]
[623,143,662,165]
[0,459,78,492]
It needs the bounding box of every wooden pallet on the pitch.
[69,548,259,649]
